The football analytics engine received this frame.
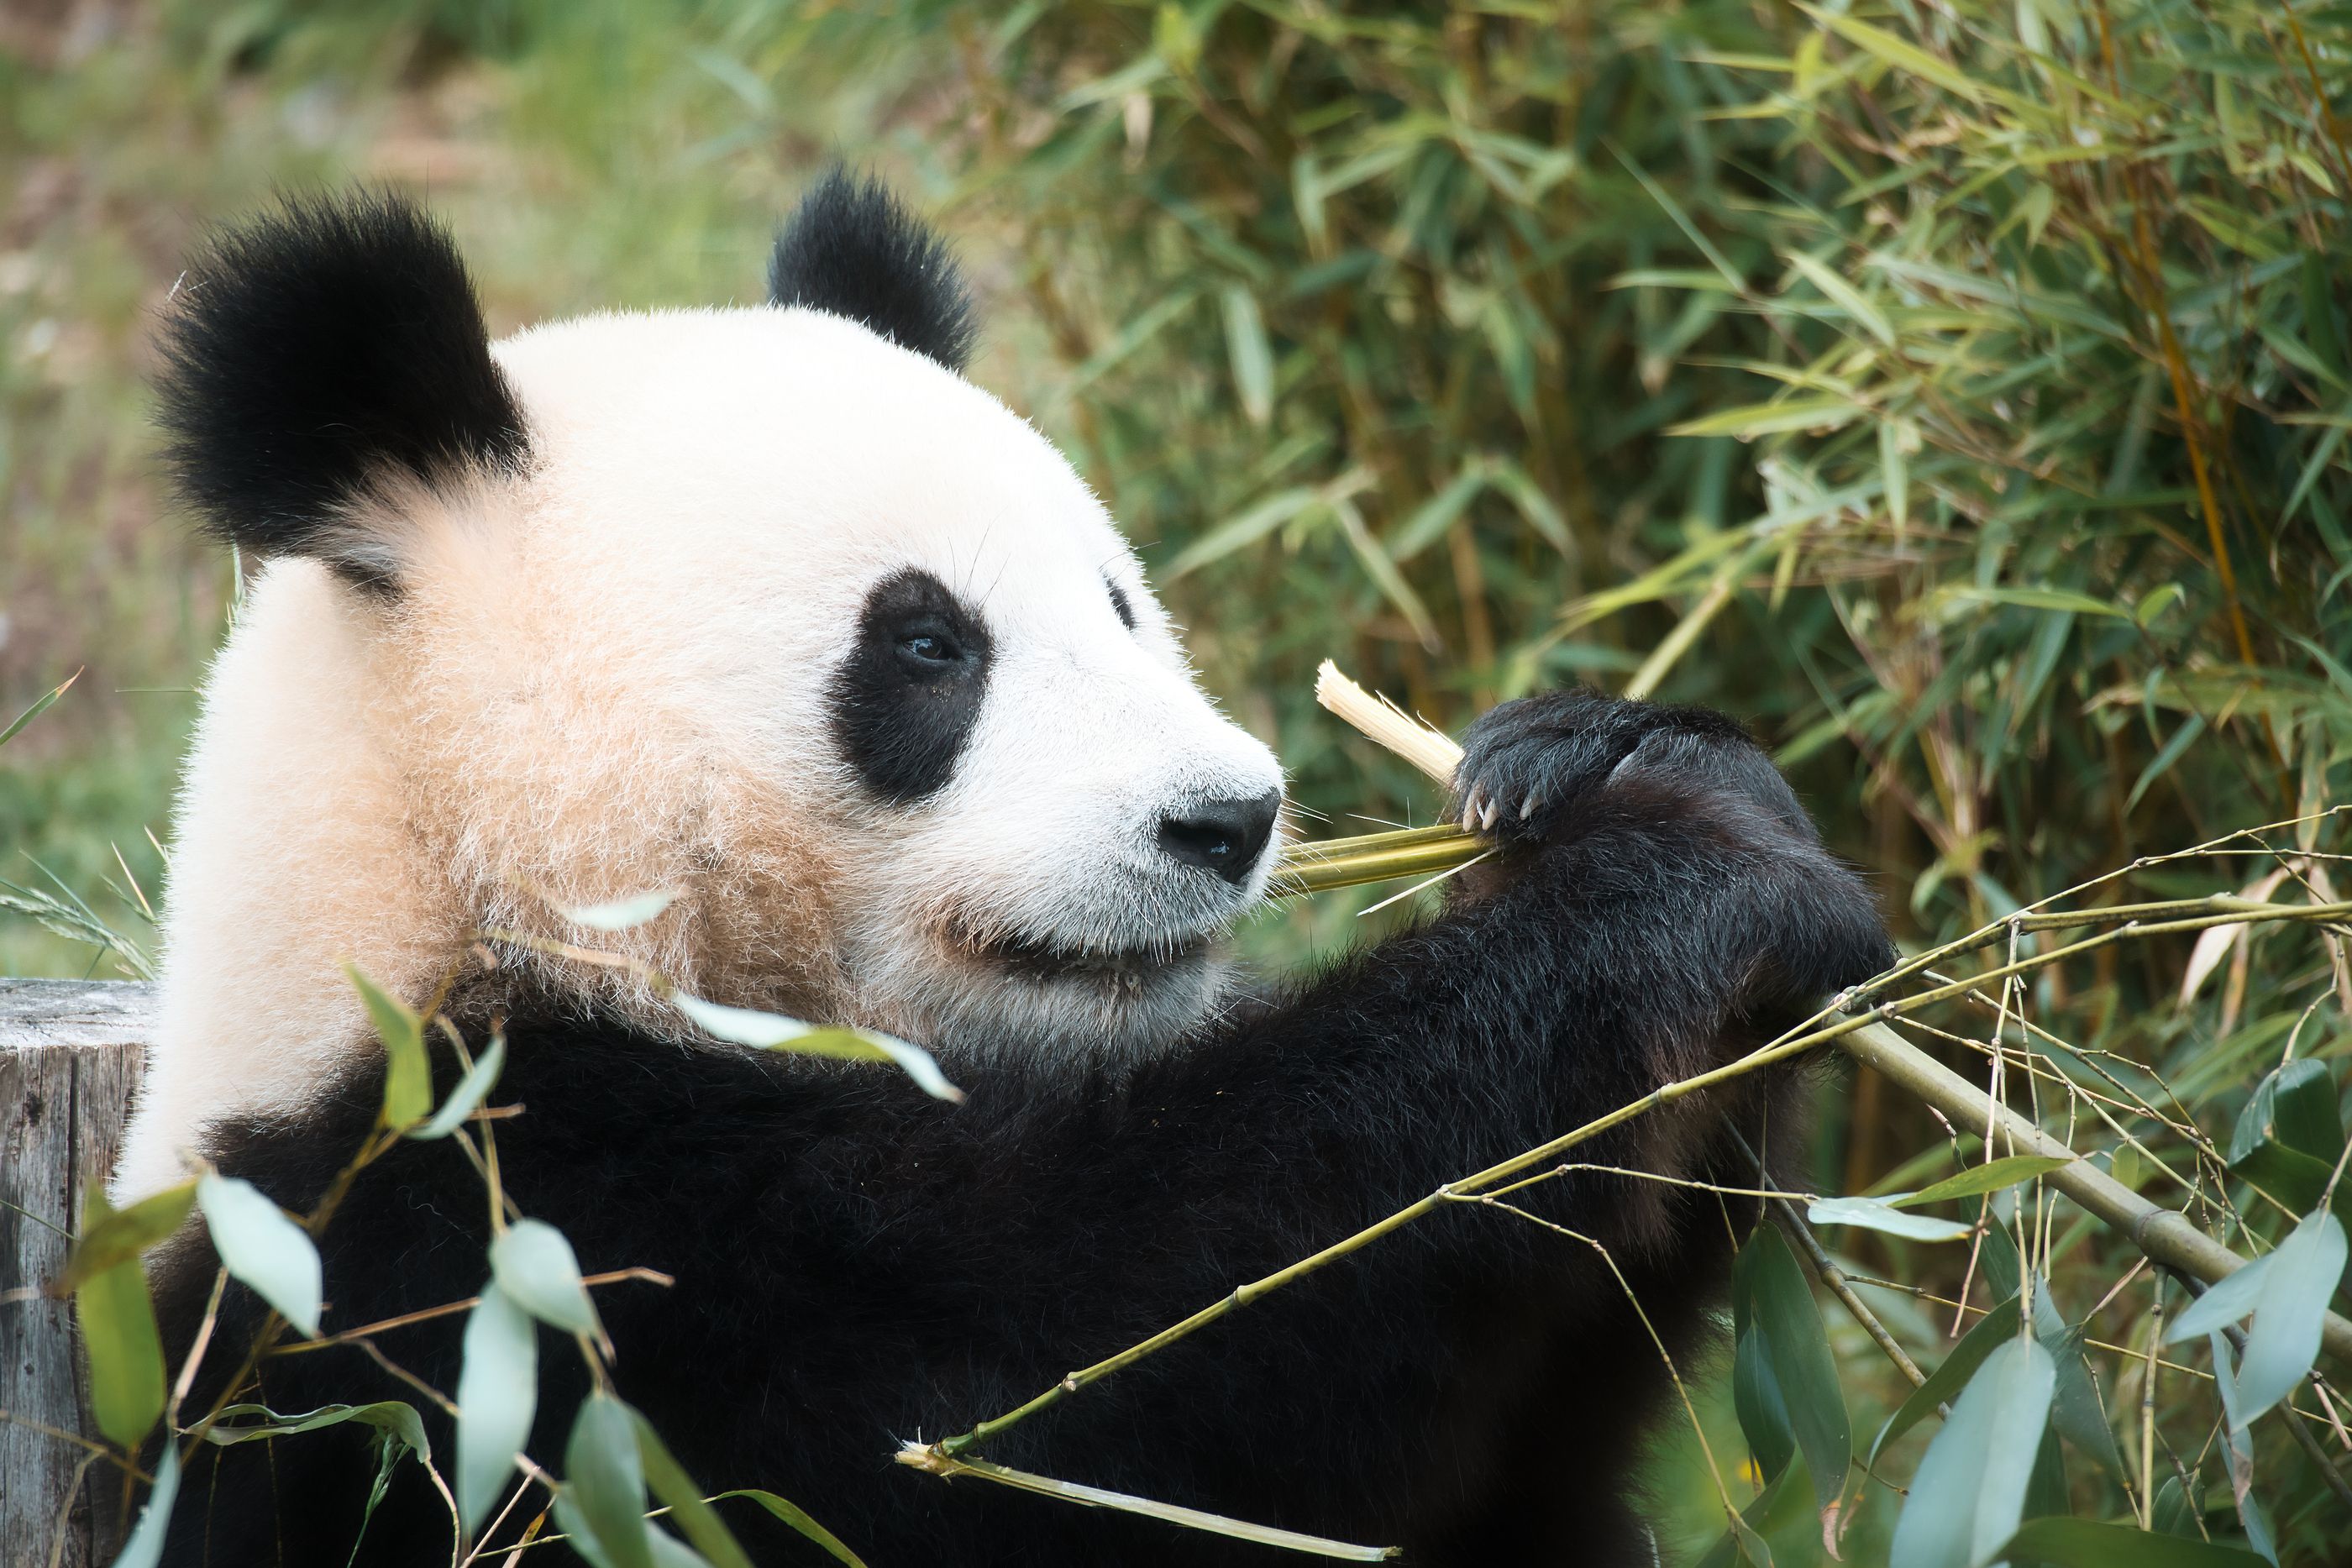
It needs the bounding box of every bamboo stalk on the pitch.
[1838,1020,2352,1366]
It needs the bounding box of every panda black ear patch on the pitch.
[154,191,529,590]
[768,170,978,374]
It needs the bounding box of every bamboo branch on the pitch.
[1314,661,2352,1367]
[895,1446,1399,1560]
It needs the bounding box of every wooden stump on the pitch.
[1,979,154,1567]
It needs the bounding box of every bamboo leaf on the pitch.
[1887,1337,2055,1568]
[706,1491,875,1567]
[1220,284,1275,426]
[1667,394,1866,440]
[2126,715,2205,810]
[457,1283,539,1534]
[1867,1294,2024,1469]
[0,669,77,750]
[491,1218,600,1336]
[1731,1324,1796,1481]
[207,1400,430,1461]
[560,1394,656,1568]
[55,1180,197,1293]
[347,963,431,1128]
[1896,1156,2074,1206]
[112,1440,180,1568]
[2166,1255,2275,1345]
[1062,287,1198,396]
[1734,1225,1849,1513]
[1693,1458,1814,1568]
[76,1254,165,1449]
[1998,1517,2271,1565]
[1941,586,2131,620]
[634,1411,757,1568]
[1389,461,1489,562]
[411,1031,507,1141]
[2229,1059,2344,1166]
[1335,498,1440,648]
[2209,1334,2280,1564]
[1483,459,1572,559]
[1803,4,1988,102]
[1808,1195,1975,1240]
[549,889,678,932]
[1165,486,1320,577]
[197,1172,323,1338]
[2232,1209,2348,1422]
[669,993,962,1103]
[1784,249,1895,346]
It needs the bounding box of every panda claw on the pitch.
[1520,793,1541,821]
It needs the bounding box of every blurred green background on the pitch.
[7,1,2352,1561]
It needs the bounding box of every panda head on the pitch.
[150,176,1285,1088]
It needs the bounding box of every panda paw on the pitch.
[1452,689,1762,848]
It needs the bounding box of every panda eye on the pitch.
[899,630,959,663]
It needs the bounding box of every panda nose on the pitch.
[1157,790,1282,884]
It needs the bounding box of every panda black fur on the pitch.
[133,178,1891,1565]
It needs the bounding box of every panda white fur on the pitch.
[133,176,1889,1565]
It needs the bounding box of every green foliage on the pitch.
[347,962,433,1127]
[939,0,2352,942]
[559,1394,661,1568]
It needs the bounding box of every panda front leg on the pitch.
[1084,690,1890,1560]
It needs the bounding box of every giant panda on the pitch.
[122,175,1890,1566]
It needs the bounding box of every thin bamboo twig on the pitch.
[932,1015,1844,1460]
[895,1446,1399,1560]
[267,1268,674,1356]
[1467,1202,1747,1523]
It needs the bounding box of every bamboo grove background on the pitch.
[5,0,2352,1563]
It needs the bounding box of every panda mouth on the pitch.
[963,927,1210,984]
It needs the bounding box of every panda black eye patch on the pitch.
[830,569,994,804]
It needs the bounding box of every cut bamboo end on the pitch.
[1314,660,1463,786]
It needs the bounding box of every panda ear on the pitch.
[768,170,978,374]
[154,191,530,593]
